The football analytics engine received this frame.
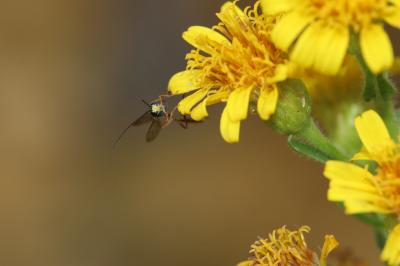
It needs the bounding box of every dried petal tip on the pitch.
[320,235,339,266]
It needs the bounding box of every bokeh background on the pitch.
[1,0,397,265]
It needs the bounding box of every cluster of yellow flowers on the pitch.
[168,0,400,143]
[158,0,400,265]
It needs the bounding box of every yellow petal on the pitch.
[291,22,321,69]
[328,188,383,203]
[168,70,202,94]
[272,11,313,51]
[217,2,254,43]
[354,110,395,156]
[344,201,391,214]
[219,2,248,25]
[266,64,289,83]
[183,26,230,55]
[177,89,208,115]
[261,0,297,15]
[313,25,349,75]
[190,98,208,121]
[330,179,377,193]
[237,261,253,266]
[351,147,373,161]
[227,87,253,122]
[257,85,279,120]
[220,106,240,143]
[320,235,339,266]
[382,224,400,266]
[191,91,229,121]
[324,161,374,182]
[384,6,400,28]
[292,22,349,75]
[360,24,394,74]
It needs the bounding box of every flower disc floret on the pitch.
[237,225,338,266]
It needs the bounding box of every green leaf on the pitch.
[287,135,330,163]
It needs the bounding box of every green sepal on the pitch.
[287,135,330,163]
[337,202,384,228]
[354,213,384,228]
[377,73,397,100]
[374,228,388,250]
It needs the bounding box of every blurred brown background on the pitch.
[0,0,393,265]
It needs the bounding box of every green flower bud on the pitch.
[269,79,312,135]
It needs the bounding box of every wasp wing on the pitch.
[146,118,162,142]
[113,111,152,148]
[132,111,153,126]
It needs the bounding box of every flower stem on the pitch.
[351,34,399,139]
[294,120,348,161]
[374,76,399,140]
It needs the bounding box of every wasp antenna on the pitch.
[142,100,151,107]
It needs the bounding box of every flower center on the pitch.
[376,151,400,216]
[306,0,388,30]
[248,226,314,266]
[186,3,285,93]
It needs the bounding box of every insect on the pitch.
[113,97,200,147]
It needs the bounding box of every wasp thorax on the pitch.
[150,103,165,117]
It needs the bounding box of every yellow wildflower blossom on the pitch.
[237,225,338,266]
[168,1,291,143]
[324,110,400,265]
[261,0,400,75]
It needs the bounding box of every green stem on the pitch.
[373,77,399,140]
[351,33,399,139]
[294,119,348,161]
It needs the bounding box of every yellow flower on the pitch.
[383,224,400,266]
[237,225,338,266]
[324,109,400,265]
[168,1,291,143]
[261,0,400,75]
